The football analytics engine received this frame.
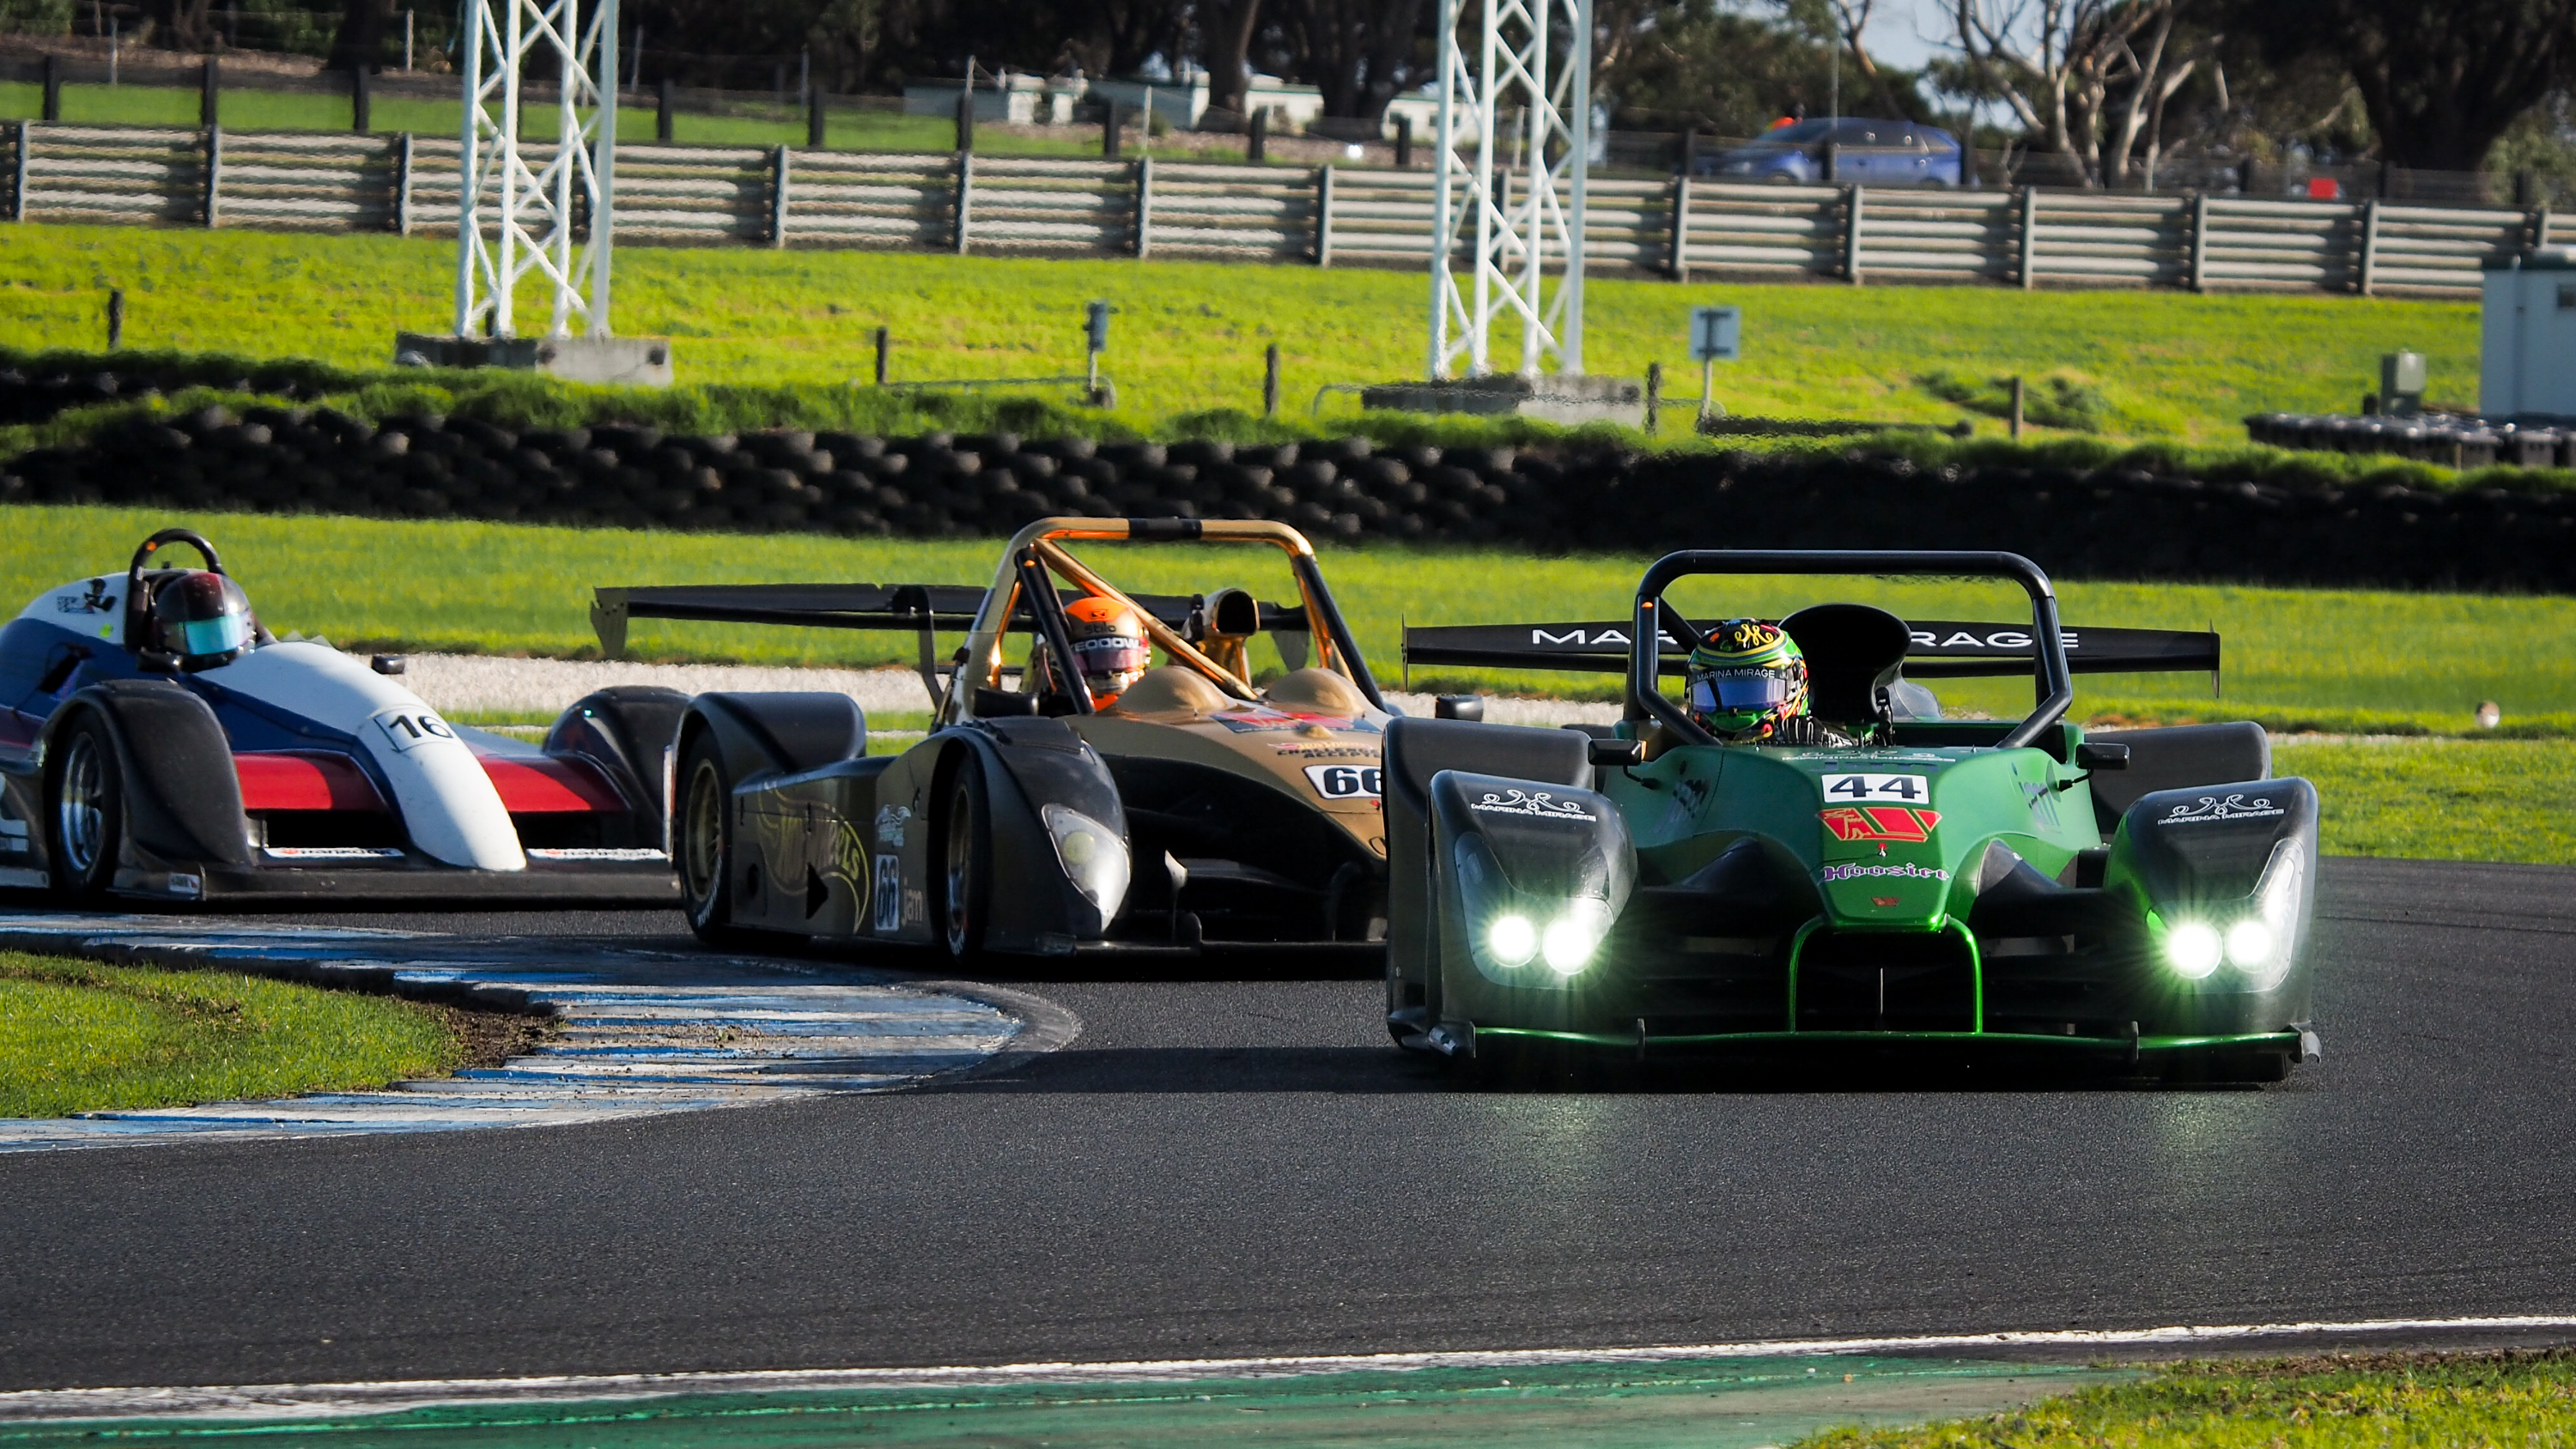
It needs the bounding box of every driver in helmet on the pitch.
[1684,618,1854,746]
[147,569,260,671]
[1040,595,1151,706]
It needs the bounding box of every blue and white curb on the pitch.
[0,913,1065,1151]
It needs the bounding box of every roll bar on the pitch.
[1629,550,2072,752]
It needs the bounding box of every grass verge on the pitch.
[1797,1350,2576,1448]
[0,950,479,1118]
[2286,740,2576,864]
[0,222,2484,443]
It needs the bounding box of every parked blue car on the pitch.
[1697,118,1964,187]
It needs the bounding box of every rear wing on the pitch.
[592,583,1309,658]
[1402,618,2220,680]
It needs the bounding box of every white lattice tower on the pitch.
[453,0,618,338]
[1426,0,1591,379]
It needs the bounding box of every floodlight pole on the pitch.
[453,0,618,339]
[1426,0,1591,379]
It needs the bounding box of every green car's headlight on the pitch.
[2164,920,2223,979]
[1488,912,1539,967]
[1541,898,1616,976]
[1454,834,1619,985]
[2157,838,2306,989]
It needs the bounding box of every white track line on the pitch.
[7,1314,2574,1423]
[0,914,1024,1151]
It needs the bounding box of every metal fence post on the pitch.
[657,78,673,142]
[41,55,60,123]
[954,88,974,153]
[203,124,221,227]
[1668,173,1691,281]
[1315,163,1334,267]
[352,65,371,133]
[393,130,412,234]
[201,58,219,129]
[2017,185,2038,290]
[1843,183,1863,284]
[2189,191,2208,293]
[770,144,790,248]
[2535,206,2555,254]
[807,89,825,149]
[2359,198,2380,296]
[10,121,27,222]
[1134,155,1152,258]
[953,152,972,253]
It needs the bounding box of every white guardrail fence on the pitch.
[1,121,2551,296]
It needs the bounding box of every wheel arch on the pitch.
[43,682,254,870]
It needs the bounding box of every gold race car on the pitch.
[592,518,1417,961]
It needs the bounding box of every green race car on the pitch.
[1382,549,2322,1082]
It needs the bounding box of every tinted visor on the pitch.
[1689,670,1791,714]
[1071,634,1148,682]
[179,614,250,658]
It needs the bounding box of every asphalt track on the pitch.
[3,856,2573,1392]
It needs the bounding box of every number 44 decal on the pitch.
[1822,773,1929,803]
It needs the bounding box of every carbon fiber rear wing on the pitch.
[1402,618,2220,680]
[592,583,1309,658]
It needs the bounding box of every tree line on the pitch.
[94,0,2576,174]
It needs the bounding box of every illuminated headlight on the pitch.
[2165,921,2222,979]
[1541,898,1615,976]
[1041,803,1129,920]
[1488,913,1538,967]
[2225,919,2275,967]
[2230,836,2306,990]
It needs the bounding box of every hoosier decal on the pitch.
[1819,805,1942,843]
[1819,861,1951,883]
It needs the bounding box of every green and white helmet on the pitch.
[1685,619,1810,742]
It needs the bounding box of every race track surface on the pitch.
[2,857,2572,1391]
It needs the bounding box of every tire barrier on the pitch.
[8,403,2574,592]
[2245,411,2573,470]
[0,361,347,427]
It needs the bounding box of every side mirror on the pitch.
[2075,742,2131,772]
[1589,738,1644,768]
[1433,694,1484,722]
[371,654,408,676]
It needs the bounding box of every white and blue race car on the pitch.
[0,529,681,905]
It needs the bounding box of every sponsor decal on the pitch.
[1470,788,1592,820]
[1778,751,1953,764]
[0,813,27,851]
[1819,861,1950,883]
[166,872,204,898]
[55,579,115,615]
[1907,627,2081,652]
[1821,773,1930,803]
[902,886,927,927]
[526,847,668,862]
[1872,895,1902,907]
[872,854,902,933]
[1528,626,1686,649]
[2021,778,2063,831]
[1212,706,1382,736]
[263,846,405,860]
[2160,793,2285,824]
[369,707,458,755]
[1271,744,1376,759]
[1304,763,1382,799]
[1819,805,1942,843]
[874,804,912,847]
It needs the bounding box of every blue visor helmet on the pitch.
[151,570,258,670]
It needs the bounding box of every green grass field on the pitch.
[0,950,465,1118]
[0,223,2478,440]
[0,81,1156,156]
[1799,1351,2576,1449]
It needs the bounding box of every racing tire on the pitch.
[675,731,741,944]
[939,758,993,963]
[43,712,123,903]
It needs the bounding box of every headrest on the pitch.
[1261,667,1370,716]
[1780,603,1912,725]
[1103,664,1231,718]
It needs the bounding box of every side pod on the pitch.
[1383,718,1592,1043]
[681,691,870,789]
[948,716,1132,950]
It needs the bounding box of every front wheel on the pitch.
[939,759,992,962]
[675,731,738,943]
[45,713,123,903]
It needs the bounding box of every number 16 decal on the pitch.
[370,707,457,754]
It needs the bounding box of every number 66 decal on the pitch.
[370,707,458,754]
[1303,763,1383,798]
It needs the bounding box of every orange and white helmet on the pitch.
[1061,596,1150,703]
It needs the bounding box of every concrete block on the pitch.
[1360,373,1645,428]
[393,333,675,388]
